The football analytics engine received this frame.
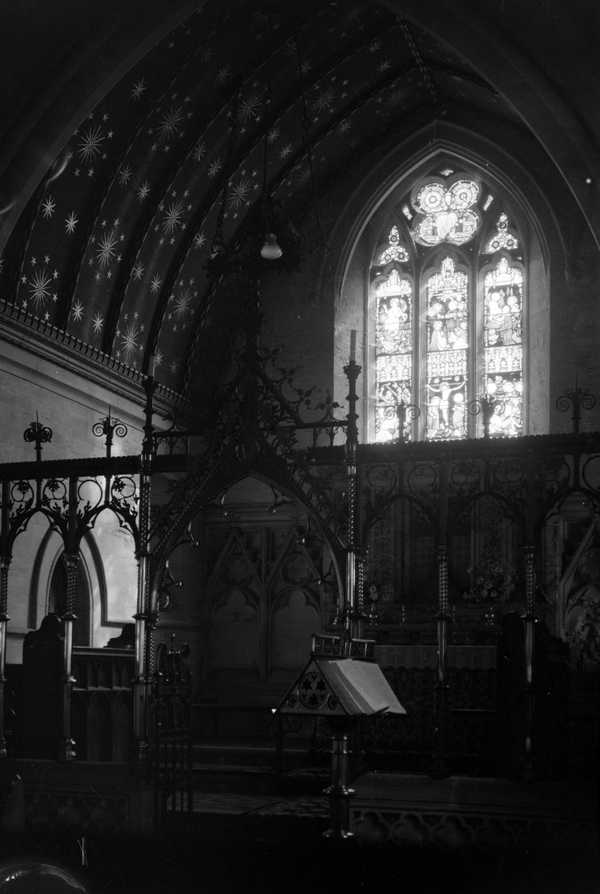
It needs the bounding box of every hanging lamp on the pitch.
[260,232,282,260]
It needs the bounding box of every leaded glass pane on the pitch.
[375,271,413,442]
[483,257,523,436]
[378,225,409,265]
[425,257,468,440]
[411,177,481,247]
[483,213,519,253]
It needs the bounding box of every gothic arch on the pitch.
[380,0,600,249]
[329,131,559,438]
[150,457,346,621]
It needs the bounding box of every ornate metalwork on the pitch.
[41,477,68,517]
[110,476,139,526]
[76,477,104,517]
[157,559,183,611]
[396,401,420,443]
[92,410,128,459]
[23,414,52,462]
[9,479,35,521]
[150,635,192,824]
[468,394,504,438]
[406,462,439,502]
[556,382,597,434]
[449,459,481,498]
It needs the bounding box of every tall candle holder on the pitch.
[467,394,504,439]
[556,380,596,434]
[23,412,52,462]
[395,400,420,443]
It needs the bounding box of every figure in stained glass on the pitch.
[424,256,469,438]
[370,171,527,443]
[482,257,523,437]
[485,374,523,436]
[426,376,466,439]
[428,320,447,351]
[374,269,414,442]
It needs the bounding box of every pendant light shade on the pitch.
[260,232,283,260]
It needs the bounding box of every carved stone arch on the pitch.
[541,487,600,639]
[450,491,524,604]
[363,488,437,609]
[207,585,261,676]
[549,512,600,664]
[453,488,524,532]
[149,452,345,623]
[269,586,321,673]
[207,528,262,612]
[28,521,64,630]
[28,525,95,646]
[363,488,436,538]
[267,534,323,613]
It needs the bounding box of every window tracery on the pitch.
[371,169,525,442]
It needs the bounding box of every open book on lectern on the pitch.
[277,657,407,717]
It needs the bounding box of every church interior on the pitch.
[0,0,599,890]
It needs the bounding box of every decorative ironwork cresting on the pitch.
[556,381,596,433]
[395,400,420,443]
[92,409,128,459]
[468,394,504,438]
[23,413,53,462]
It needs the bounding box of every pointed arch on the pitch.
[330,133,555,440]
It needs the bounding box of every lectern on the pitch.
[276,634,406,839]
[275,338,406,838]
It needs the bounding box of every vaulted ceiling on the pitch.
[0,0,597,402]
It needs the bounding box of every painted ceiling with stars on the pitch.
[0,0,525,398]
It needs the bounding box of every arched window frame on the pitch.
[368,169,528,442]
[418,247,472,440]
[369,224,415,443]
[477,249,526,438]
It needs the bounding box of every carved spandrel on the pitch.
[449,459,481,499]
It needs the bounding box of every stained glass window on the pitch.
[375,269,413,442]
[425,257,469,439]
[484,213,519,253]
[370,168,527,443]
[411,178,481,247]
[378,225,410,265]
[482,257,523,436]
